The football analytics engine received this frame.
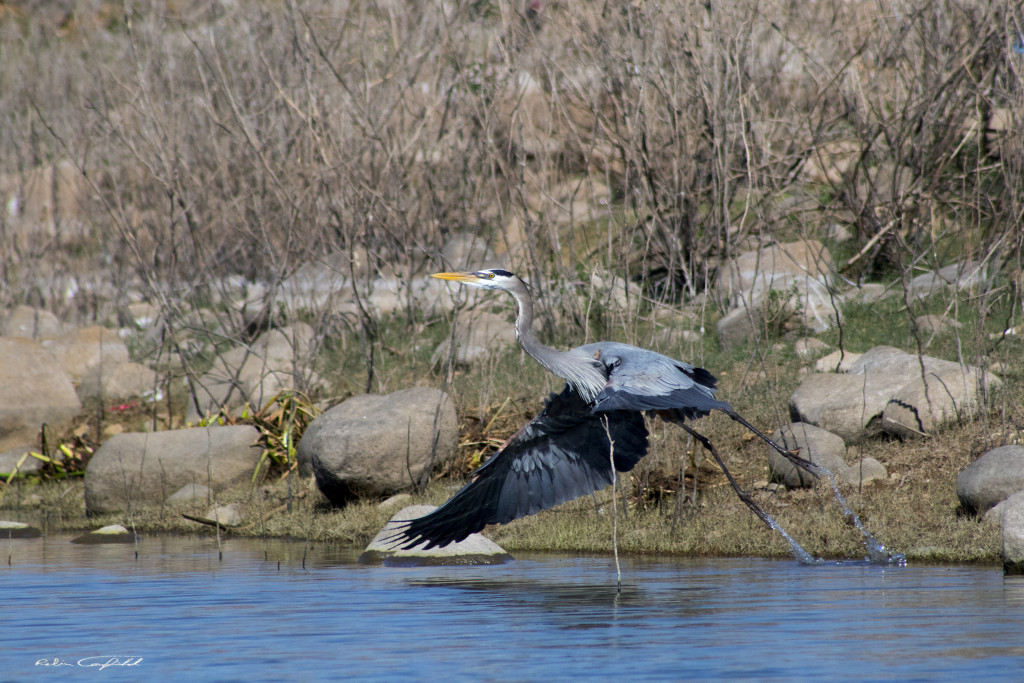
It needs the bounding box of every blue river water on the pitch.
[2,534,1023,681]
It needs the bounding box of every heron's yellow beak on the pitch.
[431,272,477,283]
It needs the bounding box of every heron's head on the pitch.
[431,269,521,292]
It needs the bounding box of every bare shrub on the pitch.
[0,0,1019,407]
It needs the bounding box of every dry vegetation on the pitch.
[0,0,1022,562]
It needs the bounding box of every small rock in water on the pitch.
[360,505,512,567]
[72,524,136,544]
[0,520,42,538]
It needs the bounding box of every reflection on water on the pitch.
[3,534,1023,681]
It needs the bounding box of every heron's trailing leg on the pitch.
[719,407,823,479]
[677,422,774,529]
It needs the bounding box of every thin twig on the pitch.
[603,417,622,594]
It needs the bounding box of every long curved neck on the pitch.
[507,281,603,401]
[508,283,558,369]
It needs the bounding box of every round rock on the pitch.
[0,520,42,538]
[837,457,888,487]
[3,305,62,340]
[84,425,263,515]
[78,362,160,402]
[768,422,848,488]
[956,445,1024,515]
[166,483,213,506]
[882,365,998,439]
[298,387,458,504]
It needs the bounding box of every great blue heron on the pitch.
[390,269,818,549]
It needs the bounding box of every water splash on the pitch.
[824,470,907,566]
[763,460,905,567]
[765,514,822,566]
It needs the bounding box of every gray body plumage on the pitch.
[577,341,729,419]
[497,270,726,414]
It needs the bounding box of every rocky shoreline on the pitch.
[0,247,1019,571]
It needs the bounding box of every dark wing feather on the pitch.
[589,345,731,420]
[390,385,649,550]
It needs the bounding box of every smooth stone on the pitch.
[84,425,263,515]
[768,422,848,488]
[0,446,44,476]
[72,524,136,544]
[788,372,894,443]
[956,445,1024,515]
[837,458,888,487]
[813,350,862,373]
[0,337,82,452]
[298,387,458,505]
[359,506,513,566]
[3,305,62,340]
[0,520,42,538]
[794,337,832,360]
[44,325,130,383]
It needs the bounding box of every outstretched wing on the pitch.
[390,385,649,550]
[584,343,732,420]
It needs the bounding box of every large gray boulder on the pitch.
[0,337,82,452]
[768,422,848,488]
[846,346,919,379]
[956,445,1024,515]
[788,372,894,443]
[847,346,977,387]
[837,457,888,487]
[791,346,997,442]
[298,387,458,504]
[813,350,862,373]
[359,505,512,566]
[0,446,44,476]
[84,425,263,514]
[881,365,996,438]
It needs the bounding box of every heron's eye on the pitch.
[477,272,495,279]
